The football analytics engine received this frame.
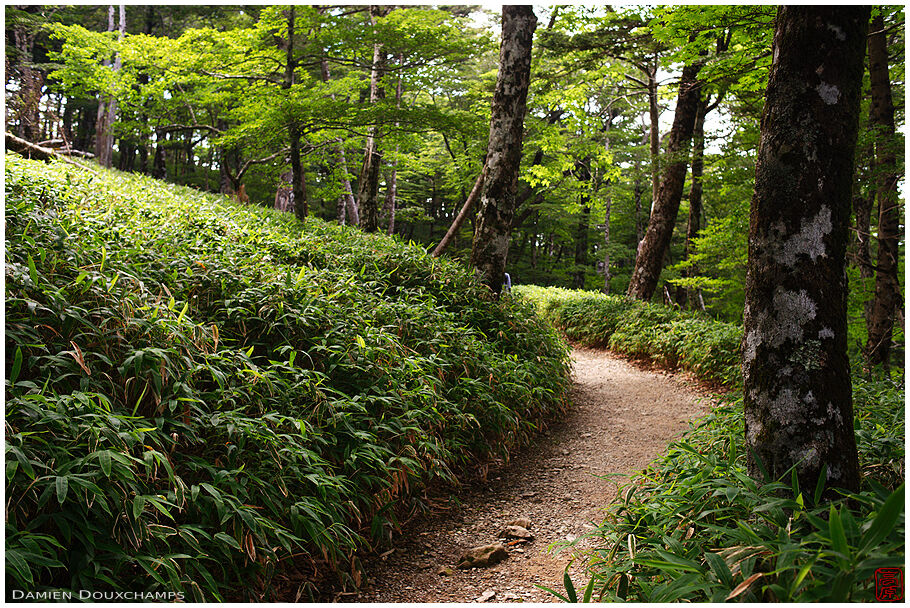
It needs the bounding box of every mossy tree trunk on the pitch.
[865,14,901,370]
[470,6,537,295]
[743,6,869,496]
[627,61,702,301]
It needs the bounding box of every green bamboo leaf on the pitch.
[828,505,850,567]
[564,570,578,603]
[10,347,23,384]
[98,450,112,478]
[26,254,38,284]
[176,300,189,323]
[215,532,241,551]
[859,483,905,554]
[55,476,68,505]
[133,494,147,519]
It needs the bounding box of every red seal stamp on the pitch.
[875,567,904,602]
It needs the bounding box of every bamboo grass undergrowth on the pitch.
[5,155,571,600]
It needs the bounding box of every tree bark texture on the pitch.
[865,15,901,369]
[743,6,869,496]
[627,61,702,301]
[357,5,389,232]
[470,6,537,294]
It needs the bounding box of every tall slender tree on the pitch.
[865,13,902,370]
[743,6,869,495]
[627,59,702,300]
[357,4,390,232]
[470,6,537,294]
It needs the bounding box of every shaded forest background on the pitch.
[7,5,902,360]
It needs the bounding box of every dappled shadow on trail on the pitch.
[347,348,710,603]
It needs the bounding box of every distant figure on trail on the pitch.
[503,273,512,293]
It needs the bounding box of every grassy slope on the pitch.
[515,284,904,602]
[4,155,570,599]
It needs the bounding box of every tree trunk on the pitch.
[319,58,359,225]
[627,61,703,301]
[13,19,43,142]
[647,57,661,205]
[743,6,868,496]
[678,94,709,308]
[470,6,537,295]
[384,53,404,235]
[572,160,592,289]
[282,7,307,221]
[433,167,487,257]
[602,111,615,294]
[357,5,389,232]
[96,5,124,169]
[865,14,901,370]
[153,129,167,179]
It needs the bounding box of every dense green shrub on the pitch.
[517,286,904,602]
[5,155,571,599]
[515,285,741,385]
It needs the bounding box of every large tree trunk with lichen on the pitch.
[357,5,389,232]
[743,6,868,497]
[627,61,702,301]
[470,6,537,295]
[865,14,901,370]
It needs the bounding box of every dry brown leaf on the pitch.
[68,341,91,375]
[726,572,764,600]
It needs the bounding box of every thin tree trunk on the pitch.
[357,5,389,232]
[647,57,660,205]
[602,110,615,294]
[432,167,487,257]
[627,60,703,301]
[572,160,592,289]
[678,94,709,308]
[470,6,537,295]
[319,58,358,225]
[743,6,868,496]
[853,136,876,346]
[283,7,307,221]
[384,53,403,235]
[94,6,115,166]
[865,14,901,370]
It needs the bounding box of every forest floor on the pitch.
[346,347,713,603]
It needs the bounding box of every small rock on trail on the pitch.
[349,348,709,603]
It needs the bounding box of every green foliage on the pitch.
[516,285,742,386]
[518,284,904,602]
[5,155,571,599]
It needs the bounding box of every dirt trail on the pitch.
[348,348,710,603]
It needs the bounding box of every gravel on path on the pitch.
[347,347,712,603]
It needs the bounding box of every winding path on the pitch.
[347,348,710,603]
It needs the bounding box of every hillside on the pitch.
[4,155,571,600]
